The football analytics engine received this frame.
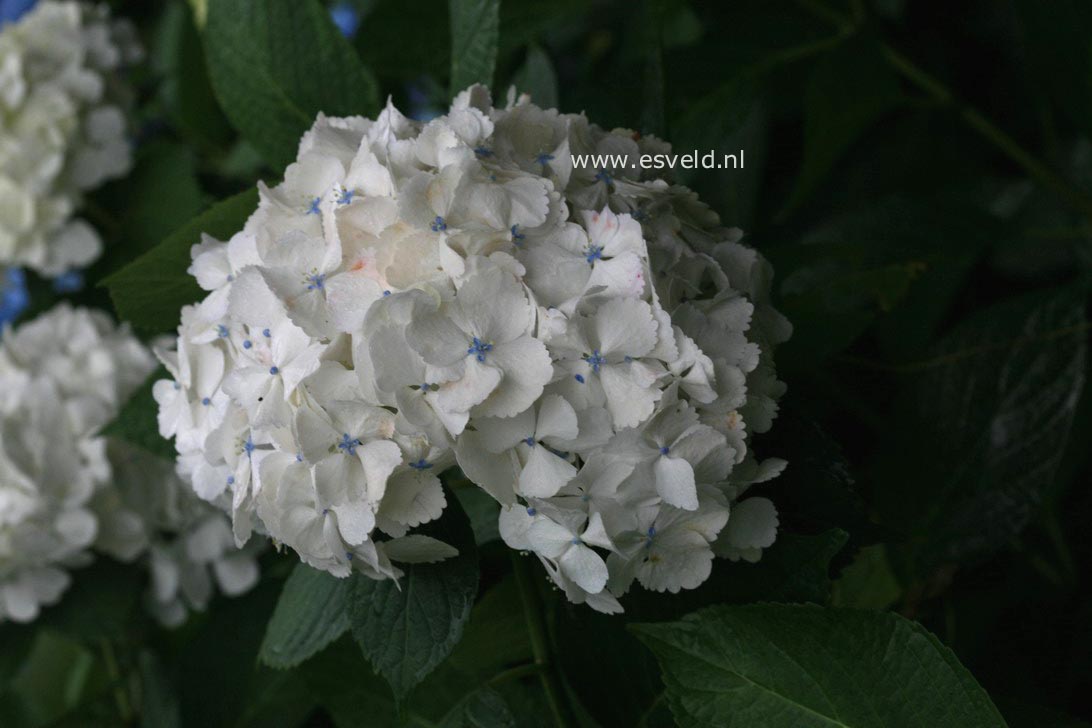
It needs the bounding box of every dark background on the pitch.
[4,0,1091,725]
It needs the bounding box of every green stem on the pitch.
[486,661,545,687]
[511,554,573,728]
[794,0,1092,225]
[98,639,133,725]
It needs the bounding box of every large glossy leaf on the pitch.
[101,188,258,334]
[260,564,352,669]
[348,492,480,701]
[632,604,1007,728]
[556,530,847,728]
[878,286,1088,571]
[449,0,499,97]
[204,0,379,169]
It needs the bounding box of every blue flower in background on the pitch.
[0,268,30,325]
[406,82,442,122]
[52,269,84,294]
[329,1,361,38]
[0,0,35,27]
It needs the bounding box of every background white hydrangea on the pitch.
[157,86,790,614]
[0,304,258,623]
[0,0,140,276]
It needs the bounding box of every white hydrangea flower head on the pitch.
[0,304,151,621]
[0,304,257,624]
[0,1,141,275]
[93,440,262,627]
[157,86,790,613]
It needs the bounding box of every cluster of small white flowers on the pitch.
[0,304,258,624]
[0,1,140,275]
[157,86,790,613]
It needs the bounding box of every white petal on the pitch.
[653,456,698,510]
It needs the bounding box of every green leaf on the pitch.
[101,369,175,460]
[671,79,764,228]
[139,652,181,728]
[779,37,901,219]
[632,604,1007,728]
[348,491,480,701]
[101,188,258,334]
[830,545,902,610]
[260,563,352,669]
[555,530,847,728]
[437,688,516,728]
[301,639,402,728]
[510,44,558,109]
[154,2,234,151]
[204,0,379,169]
[878,286,1088,571]
[449,0,500,97]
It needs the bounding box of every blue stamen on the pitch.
[217,324,229,338]
[526,507,537,516]
[383,290,391,296]
[337,433,362,456]
[337,189,354,205]
[306,197,321,215]
[227,476,235,485]
[269,366,279,375]
[570,537,581,545]
[574,374,585,383]
[510,224,525,243]
[467,337,493,362]
[409,458,433,470]
[306,272,326,291]
[535,152,554,166]
[430,216,447,232]
[595,168,613,185]
[227,274,234,282]
[243,340,252,349]
[659,446,670,455]
[201,397,211,406]
[523,436,536,447]
[474,146,493,157]
[585,245,604,265]
[262,328,271,337]
[583,350,605,373]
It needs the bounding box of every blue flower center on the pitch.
[595,169,613,185]
[583,350,605,373]
[535,152,554,166]
[218,324,229,338]
[585,245,604,265]
[430,216,448,232]
[523,436,536,447]
[337,189,354,205]
[306,197,321,215]
[467,337,494,362]
[474,146,493,157]
[510,224,525,243]
[269,366,279,375]
[409,458,433,470]
[244,437,256,456]
[337,433,362,456]
[659,446,670,455]
[306,272,326,291]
